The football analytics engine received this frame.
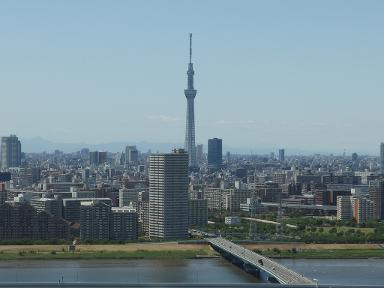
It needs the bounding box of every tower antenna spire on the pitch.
[184,32,197,168]
[189,33,192,63]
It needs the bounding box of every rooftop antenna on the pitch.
[189,33,192,63]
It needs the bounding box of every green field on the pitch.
[263,249,384,259]
[320,226,374,234]
[0,249,210,261]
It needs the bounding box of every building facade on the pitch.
[278,148,285,162]
[0,135,21,169]
[351,197,374,224]
[149,149,189,239]
[80,201,111,241]
[63,198,112,223]
[125,146,139,164]
[196,144,204,165]
[0,202,69,240]
[110,207,138,241]
[31,197,63,218]
[208,138,222,170]
[337,196,353,221]
[369,180,384,220]
[188,199,207,226]
[89,151,107,166]
[337,196,373,224]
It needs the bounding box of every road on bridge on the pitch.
[207,237,313,285]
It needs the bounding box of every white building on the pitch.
[337,196,353,221]
[149,149,189,239]
[225,216,241,225]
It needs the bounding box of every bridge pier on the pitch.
[207,237,314,285]
[211,243,276,283]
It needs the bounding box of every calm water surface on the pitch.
[0,258,258,283]
[0,258,383,285]
[277,258,384,285]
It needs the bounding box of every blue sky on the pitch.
[1,0,383,154]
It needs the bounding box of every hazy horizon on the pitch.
[17,135,379,156]
[1,0,384,154]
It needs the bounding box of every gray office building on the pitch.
[208,138,222,169]
[279,148,285,162]
[1,135,21,169]
[125,146,139,164]
[149,149,189,239]
[196,144,204,165]
[89,151,107,166]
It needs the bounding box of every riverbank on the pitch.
[243,243,384,259]
[0,243,215,260]
[262,248,384,259]
[0,249,213,260]
[0,242,383,260]
[243,242,383,250]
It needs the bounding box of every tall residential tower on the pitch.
[184,33,197,168]
[149,149,189,239]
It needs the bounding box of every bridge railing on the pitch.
[207,237,314,285]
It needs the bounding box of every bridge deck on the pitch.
[207,237,314,285]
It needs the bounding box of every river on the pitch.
[0,259,258,284]
[0,258,382,285]
[277,258,384,285]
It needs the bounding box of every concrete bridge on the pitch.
[206,237,314,285]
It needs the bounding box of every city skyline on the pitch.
[1,2,384,286]
[1,1,384,154]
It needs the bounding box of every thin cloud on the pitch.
[214,119,261,126]
[311,122,327,127]
[147,115,180,123]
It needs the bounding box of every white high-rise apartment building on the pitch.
[337,196,353,221]
[149,149,189,239]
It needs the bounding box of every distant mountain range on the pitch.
[20,136,355,155]
[21,137,182,154]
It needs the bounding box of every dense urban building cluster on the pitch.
[0,136,210,241]
[1,132,384,242]
[1,35,384,244]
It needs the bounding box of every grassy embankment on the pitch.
[260,249,384,259]
[0,243,213,260]
[250,245,384,259]
[1,242,384,260]
[0,250,210,260]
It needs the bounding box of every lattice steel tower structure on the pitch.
[184,33,197,168]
